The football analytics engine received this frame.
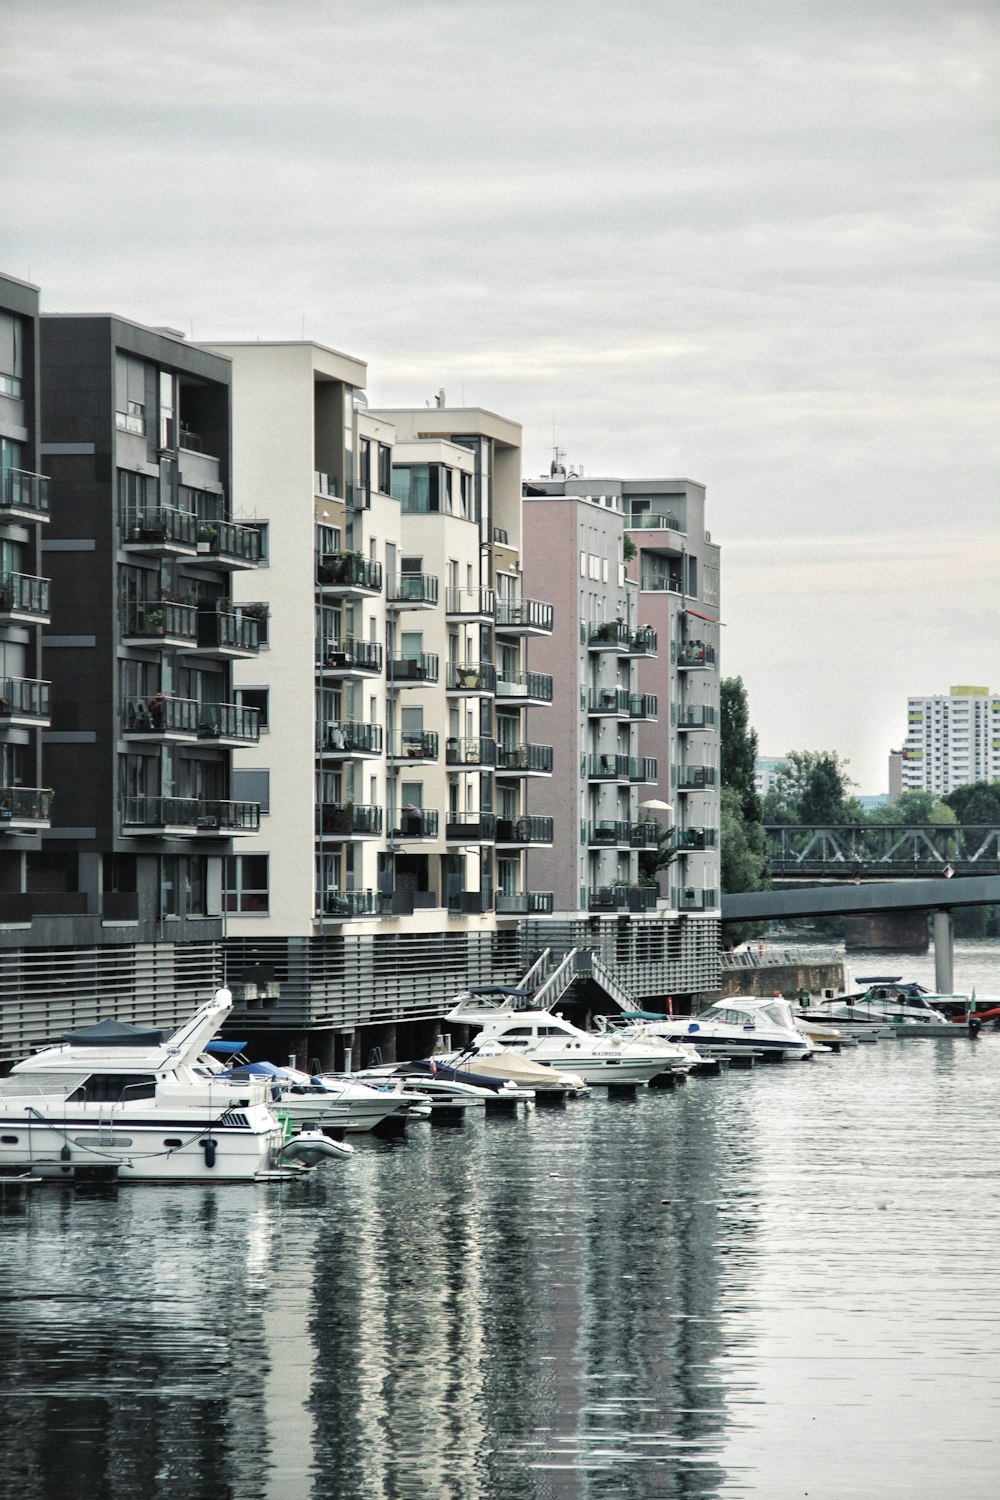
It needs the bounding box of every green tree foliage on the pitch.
[720,677,761,821]
[944,780,1000,825]
[720,786,770,893]
[761,750,858,825]
[880,790,957,827]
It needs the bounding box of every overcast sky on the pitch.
[4,0,998,791]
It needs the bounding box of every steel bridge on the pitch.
[765,824,1000,880]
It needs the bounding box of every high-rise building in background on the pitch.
[898,686,1000,796]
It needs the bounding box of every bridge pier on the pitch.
[932,909,954,993]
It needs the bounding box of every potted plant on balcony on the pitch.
[197,522,219,553]
[142,607,164,634]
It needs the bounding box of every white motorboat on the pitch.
[810,979,956,1036]
[0,989,286,1183]
[353,1064,491,1115]
[444,1047,590,1099]
[445,996,696,1085]
[636,996,815,1061]
[214,1055,420,1133]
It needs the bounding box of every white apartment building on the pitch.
[898,686,1000,796]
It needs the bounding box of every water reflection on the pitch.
[2,1013,998,1499]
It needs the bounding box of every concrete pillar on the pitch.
[932,909,954,993]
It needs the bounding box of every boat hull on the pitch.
[0,1111,282,1183]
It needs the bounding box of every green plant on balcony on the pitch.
[198,522,219,541]
[142,607,164,633]
[242,600,270,622]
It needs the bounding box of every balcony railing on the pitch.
[0,468,49,522]
[317,803,383,837]
[589,620,630,650]
[123,506,197,550]
[631,756,657,783]
[495,742,553,774]
[629,693,658,720]
[676,766,717,790]
[588,885,658,913]
[121,600,198,643]
[628,626,657,655]
[674,826,717,850]
[587,753,631,781]
[0,786,53,825]
[390,808,439,839]
[316,721,383,756]
[0,677,50,722]
[446,811,496,842]
[196,608,259,655]
[495,891,554,915]
[495,815,553,845]
[321,889,394,919]
[495,670,553,703]
[674,705,716,730]
[630,821,661,848]
[627,512,685,533]
[316,639,383,674]
[446,662,496,693]
[195,520,262,568]
[446,736,496,767]
[388,573,439,607]
[675,642,717,669]
[387,729,439,761]
[1,468,50,520]
[495,598,554,633]
[316,552,383,592]
[671,888,719,912]
[641,575,683,595]
[121,796,259,833]
[388,652,439,685]
[124,694,197,736]
[589,819,630,846]
[0,571,50,621]
[588,687,630,716]
[445,587,495,618]
[195,702,261,743]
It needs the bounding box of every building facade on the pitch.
[898,685,1000,796]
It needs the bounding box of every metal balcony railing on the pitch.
[672,888,719,911]
[446,662,496,693]
[589,620,630,649]
[390,808,439,839]
[627,512,685,533]
[445,736,496,767]
[317,721,383,755]
[588,819,630,846]
[494,815,553,845]
[388,652,439,684]
[120,796,259,833]
[445,811,496,841]
[195,702,261,742]
[317,803,384,837]
[495,598,554,632]
[630,756,658,783]
[387,730,439,760]
[0,786,53,823]
[316,638,383,673]
[587,753,630,780]
[0,677,50,720]
[495,742,553,774]
[495,891,554,915]
[196,608,259,654]
[630,822,661,848]
[674,826,717,851]
[628,626,657,654]
[321,889,393,919]
[316,552,383,591]
[123,506,197,548]
[676,766,716,790]
[674,705,716,729]
[588,687,630,716]
[388,573,439,606]
[120,600,198,642]
[445,587,495,617]
[1,467,50,519]
[629,693,658,719]
[196,520,262,566]
[124,695,197,735]
[675,642,717,669]
[0,571,50,618]
[587,885,658,913]
[495,670,553,702]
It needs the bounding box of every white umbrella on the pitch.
[639,799,672,813]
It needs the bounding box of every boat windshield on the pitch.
[0,1071,90,1098]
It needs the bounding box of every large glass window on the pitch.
[115,354,147,435]
[223,854,269,914]
[0,313,23,397]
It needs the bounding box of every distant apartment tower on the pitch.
[899,686,1000,796]
[522,470,721,1001]
[754,756,788,800]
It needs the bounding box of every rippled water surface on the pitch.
[2,946,999,1500]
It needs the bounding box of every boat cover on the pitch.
[61,1019,167,1047]
[457,1049,587,1092]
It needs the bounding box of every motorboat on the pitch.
[0,989,287,1183]
[280,1124,354,1166]
[353,1063,492,1116]
[635,995,815,1061]
[443,1047,590,1099]
[212,1053,420,1134]
[809,979,956,1036]
[445,996,697,1084]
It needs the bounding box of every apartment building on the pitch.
[521,470,721,1002]
[899,686,1000,796]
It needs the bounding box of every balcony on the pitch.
[674,705,716,731]
[316,638,383,678]
[628,626,657,656]
[387,573,439,609]
[446,736,496,768]
[588,819,630,847]
[588,620,630,652]
[629,693,658,721]
[387,730,439,763]
[193,702,261,746]
[495,742,553,776]
[495,670,553,705]
[120,796,260,836]
[495,815,553,847]
[630,756,658,784]
[641,573,683,595]
[495,891,554,915]
[320,889,395,920]
[587,885,658,913]
[445,587,495,620]
[587,753,631,782]
[123,694,198,741]
[388,652,439,686]
[191,521,262,571]
[389,807,439,840]
[122,506,197,556]
[446,811,496,843]
[317,803,384,839]
[316,552,383,596]
[676,766,717,791]
[674,826,717,851]
[675,642,717,670]
[0,467,50,524]
[446,662,496,694]
[121,600,197,648]
[0,677,50,727]
[0,571,50,626]
[193,607,259,659]
[630,821,661,848]
[671,887,719,912]
[316,721,383,757]
[0,786,53,832]
[627,512,686,535]
[495,598,554,636]
[588,687,630,718]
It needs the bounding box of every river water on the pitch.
[1,941,999,1500]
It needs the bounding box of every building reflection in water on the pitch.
[0,1087,761,1500]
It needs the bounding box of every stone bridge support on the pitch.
[932,909,954,993]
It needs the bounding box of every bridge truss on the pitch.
[765,824,1000,880]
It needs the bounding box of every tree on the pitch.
[881,790,957,827]
[720,786,770,893]
[761,750,857,825]
[944,780,1000,825]
[720,677,761,822]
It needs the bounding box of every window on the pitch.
[378,444,392,495]
[236,687,269,729]
[233,768,270,814]
[224,854,269,913]
[115,354,147,435]
[0,313,23,397]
